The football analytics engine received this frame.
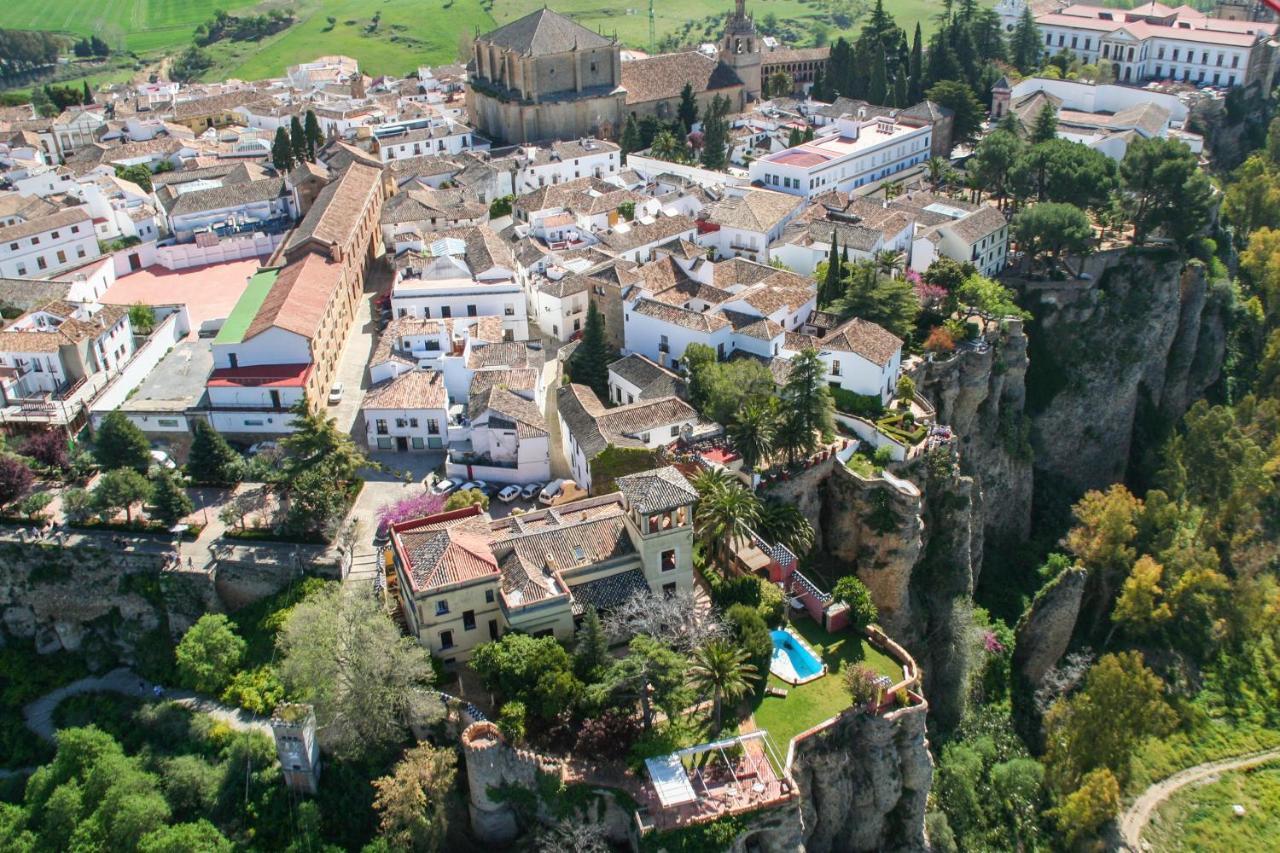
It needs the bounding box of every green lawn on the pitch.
[749,616,902,751]
[0,0,259,54]
[1144,764,1280,852]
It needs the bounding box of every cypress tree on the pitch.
[289,115,307,165]
[82,81,93,105]
[908,23,924,102]
[304,110,322,161]
[1011,6,1043,74]
[677,83,699,133]
[788,127,803,148]
[150,469,194,526]
[811,65,827,102]
[893,63,909,108]
[271,127,294,172]
[620,114,641,154]
[569,302,610,400]
[822,239,841,308]
[867,41,888,106]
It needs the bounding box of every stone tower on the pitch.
[990,76,1012,121]
[721,0,763,101]
[460,721,521,843]
[271,703,321,795]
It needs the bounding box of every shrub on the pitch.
[844,663,882,707]
[175,614,246,695]
[0,455,33,505]
[22,431,69,471]
[725,604,772,691]
[832,575,878,631]
[574,708,641,759]
[221,665,285,715]
[873,445,895,467]
[376,491,445,537]
[924,326,955,354]
[498,700,527,745]
[830,387,884,418]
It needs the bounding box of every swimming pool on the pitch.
[770,629,827,685]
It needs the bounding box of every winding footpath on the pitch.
[1118,747,1280,851]
[23,667,269,743]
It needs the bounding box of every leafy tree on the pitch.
[497,701,526,744]
[729,399,778,472]
[568,302,610,399]
[573,605,610,682]
[684,346,776,423]
[832,575,878,630]
[371,742,457,853]
[470,633,582,725]
[779,348,835,461]
[303,110,322,161]
[970,129,1024,210]
[724,604,772,688]
[1065,484,1142,629]
[149,469,193,526]
[21,430,68,472]
[1030,103,1058,144]
[1013,202,1092,267]
[220,665,285,715]
[1223,155,1280,248]
[649,129,684,162]
[16,491,52,521]
[677,83,699,133]
[845,663,883,706]
[0,454,33,505]
[138,820,232,853]
[115,164,153,193]
[955,274,1029,326]
[277,584,437,759]
[94,410,153,473]
[925,81,984,149]
[1042,651,1176,792]
[175,614,246,694]
[271,127,294,172]
[444,488,488,511]
[989,758,1046,847]
[186,420,244,485]
[687,640,759,734]
[595,635,688,732]
[1050,767,1119,848]
[1120,136,1214,244]
[127,303,155,335]
[93,467,152,523]
[1011,138,1117,211]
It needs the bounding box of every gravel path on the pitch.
[23,667,270,742]
[1118,747,1280,850]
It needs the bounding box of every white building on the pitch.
[608,353,685,406]
[783,316,903,403]
[363,369,451,451]
[1034,2,1279,89]
[163,178,296,243]
[448,385,550,484]
[374,119,475,162]
[0,300,133,404]
[907,202,1009,279]
[389,227,528,341]
[511,139,622,194]
[696,187,806,263]
[748,113,933,199]
[0,209,99,278]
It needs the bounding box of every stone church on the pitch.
[466,3,769,144]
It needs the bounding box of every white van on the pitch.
[538,479,564,505]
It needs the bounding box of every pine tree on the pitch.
[1031,103,1059,143]
[620,114,641,155]
[290,115,307,165]
[1011,6,1043,74]
[304,110,322,161]
[150,469,194,526]
[93,410,153,474]
[677,83,699,133]
[271,127,294,172]
[187,420,244,485]
[908,24,924,102]
[569,302,610,399]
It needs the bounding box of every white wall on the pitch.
[89,308,190,420]
[213,327,310,370]
[155,232,283,270]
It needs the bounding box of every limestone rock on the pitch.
[1013,566,1088,686]
[3,605,35,638]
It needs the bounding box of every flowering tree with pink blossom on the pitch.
[376,492,445,537]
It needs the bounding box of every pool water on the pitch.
[771,629,824,682]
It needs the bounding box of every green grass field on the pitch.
[3,0,970,91]
[1144,764,1280,852]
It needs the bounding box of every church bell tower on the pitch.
[720,0,763,101]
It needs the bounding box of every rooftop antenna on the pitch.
[649,0,656,54]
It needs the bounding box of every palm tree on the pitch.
[688,640,760,734]
[926,156,949,189]
[694,478,761,568]
[873,249,905,278]
[882,179,903,201]
[729,400,778,473]
[690,465,735,499]
[758,500,815,557]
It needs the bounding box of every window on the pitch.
[504,302,515,316]
[7,243,15,251]
[30,236,38,245]
[157,418,179,427]
[441,306,451,318]
[439,630,454,650]
[662,583,677,597]
[395,418,407,428]
[375,419,389,435]
[831,360,841,376]
[36,257,47,270]
[436,599,449,615]
[15,265,25,276]
[661,549,676,572]
[411,437,425,449]
[466,304,477,316]
[409,417,419,428]
[428,417,439,434]
[670,425,680,437]
[658,334,669,353]
[71,225,79,234]
[485,589,495,604]
[463,610,476,631]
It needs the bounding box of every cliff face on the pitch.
[1019,251,1226,497]
[792,702,933,853]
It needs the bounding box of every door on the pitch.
[128,253,142,271]
[270,390,281,408]
[396,436,408,451]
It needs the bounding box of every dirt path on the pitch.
[1118,748,1280,850]
[23,667,270,743]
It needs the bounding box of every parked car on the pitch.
[149,449,176,471]
[460,481,490,496]
[327,383,344,405]
[520,482,542,501]
[538,479,564,505]
[497,484,521,503]
[246,440,279,456]
[431,477,460,495]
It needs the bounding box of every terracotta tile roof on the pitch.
[621,52,742,105]
[0,209,90,242]
[362,369,447,411]
[704,189,802,232]
[600,215,696,254]
[393,507,500,593]
[557,383,697,459]
[607,353,684,399]
[616,465,697,513]
[244,254,343,342]
[466,341,544,370]
[166,177,286,218]
[569,567,649,615]
[630,297,729,332]
[479,8,612,55]
[468,367,540,399]
[722,309,784,340]
[473,386,547,436]
[945,206,1007,245]
[286,161,383,255]
[816,316,902,366]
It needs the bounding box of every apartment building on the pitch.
[0,209,99,278]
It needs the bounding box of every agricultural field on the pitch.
[2,0,970,91]
[1144,764,1280,851]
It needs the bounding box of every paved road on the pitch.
[24,667,270,742]
[1118,747,1280,850]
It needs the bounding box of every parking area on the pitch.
[102,259,259,338]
